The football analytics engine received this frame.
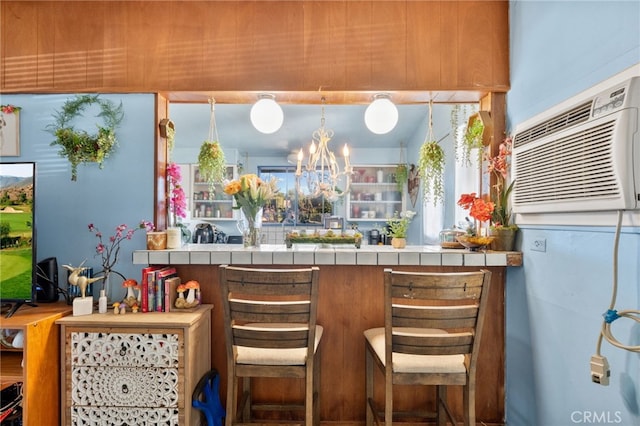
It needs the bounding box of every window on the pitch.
[258,166,334,225]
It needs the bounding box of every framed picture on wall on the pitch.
[0,105,21,157]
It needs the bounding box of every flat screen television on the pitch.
[0,162,36,317]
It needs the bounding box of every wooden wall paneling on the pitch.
[101,4,128,89]
[202,2,239,91]
[1,1,508,94]
[166,1,207,90]
[35,3,55,89]
[51,2,93,90]
[344,1,373,91]
[370,1,407,89]
[438,0,460,89]
[125,2,169,90]
[406,1,446,90]
[490,2,511,90]
[2,2,37,90]
[457,1,505,89]
[302,1,347,92]
[260,1,305,90]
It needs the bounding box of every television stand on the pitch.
[1,302,38,319]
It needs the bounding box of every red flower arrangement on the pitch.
[457,193,494,235]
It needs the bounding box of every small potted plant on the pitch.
[383,210,416,249]
[486,136,518,250]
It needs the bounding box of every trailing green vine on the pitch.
[417,101,446,204]
[461,115,485,165]
[395,163,408,192]
[198,140,226,187]
[418,140,445,204]
[48,94,124,181]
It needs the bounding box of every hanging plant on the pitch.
[198,140,226,184]
[395,163,408,192]
[460,111,493,166]
[417,101,445,204]
[197,98,226,189]
[159,118,176,153]
[48,94,124,181]
[394,142,409,192]
[451,104,474,157]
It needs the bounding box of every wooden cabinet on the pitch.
[346,165,406,222]
[56,305,212,426]
[191,165,237,220]
[0,303,72,426]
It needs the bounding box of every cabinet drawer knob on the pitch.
[119,344,127,356]
[122,383,129,394]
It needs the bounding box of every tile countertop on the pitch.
[133,244,522,267]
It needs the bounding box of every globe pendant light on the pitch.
[250,94,284,134]
[364,94,399,135]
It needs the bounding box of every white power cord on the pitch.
[592,210,640,385]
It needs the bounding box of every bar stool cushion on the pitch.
[236,324,324,365]
[364,327,466,374]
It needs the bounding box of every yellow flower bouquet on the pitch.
[224,174,279,247]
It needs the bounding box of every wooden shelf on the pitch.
[0,302,72,426]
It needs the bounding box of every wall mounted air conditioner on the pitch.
[512,76,640,214]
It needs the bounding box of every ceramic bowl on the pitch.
[456,235,495,251]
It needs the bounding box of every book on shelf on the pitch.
[164,276,181,312]
[155,267,177,312]
[141,266,162,313]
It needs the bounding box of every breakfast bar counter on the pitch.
[133,244,521,425]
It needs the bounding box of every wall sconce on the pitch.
[364,94,398,134]
[250,94,284,134]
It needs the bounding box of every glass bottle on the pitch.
[98,289,108,314]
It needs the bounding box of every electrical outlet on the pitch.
[531,238,546,252]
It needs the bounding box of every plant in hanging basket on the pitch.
[395,163,408,192]
[417,101,446,204]
[198,140,226,186]
[418,140,445,204]
[460,111,492,166]
[47,94,124,181]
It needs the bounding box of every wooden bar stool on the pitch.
[219,265,322,426]
[364,269,492,426]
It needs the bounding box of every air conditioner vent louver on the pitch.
[513,101,592,149]
[513,120,619,205]
[512,75,640,215]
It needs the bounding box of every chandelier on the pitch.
[295,98,353,201]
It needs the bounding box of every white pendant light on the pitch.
[364,94,399,135]
[250,94,284,134]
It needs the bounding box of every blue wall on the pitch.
[0,94,156,301]
[507,1,640,425]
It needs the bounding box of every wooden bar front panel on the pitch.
[1,1,509,94]
[176,264,505,425]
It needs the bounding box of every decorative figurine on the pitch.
[175,280,200,309]
[64,262,103,316]
[122,279,139,308]
[63,262,102,299]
